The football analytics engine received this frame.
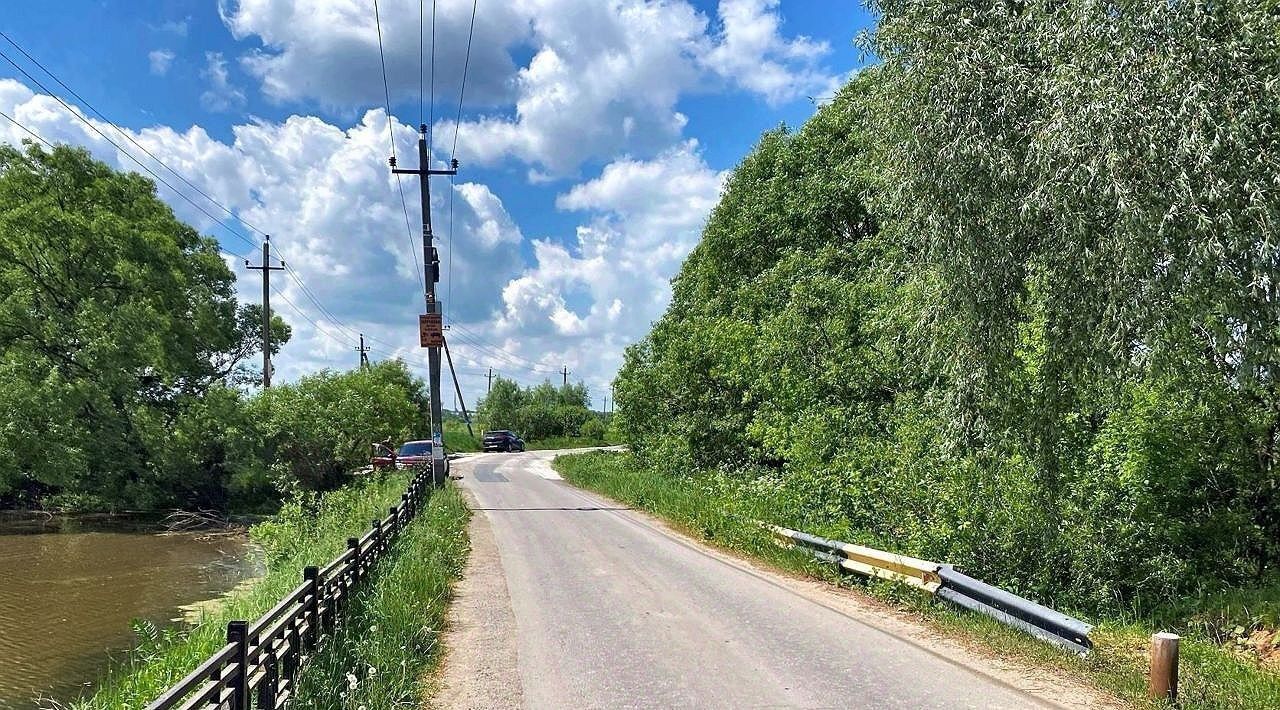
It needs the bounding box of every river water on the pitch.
[0,514,260,708]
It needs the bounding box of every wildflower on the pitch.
[346,672,358,690]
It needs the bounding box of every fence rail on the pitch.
[767,523,1093,655]
[145,471,433,710]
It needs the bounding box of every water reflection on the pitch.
[0,513,259,708]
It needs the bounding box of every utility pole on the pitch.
[356,333,371,369]
[562,365,569,387]
[245,235,285,388]
[486,367,493,394]
[391,124,457,486]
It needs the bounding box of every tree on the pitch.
[0,143,289,508]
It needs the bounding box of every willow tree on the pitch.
[866,1,1280,583]
[0,142,288,508]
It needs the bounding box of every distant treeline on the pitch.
[616,3,1280,614]
[0,143,428,512]
[477,377,610,442]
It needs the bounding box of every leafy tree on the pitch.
[477,377,596,439]
[0,143,287,509]
[248,361,424,492]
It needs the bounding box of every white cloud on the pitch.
[701,0,836,105]
[218,0,526,111]
[473,141,727,398]
[221,0,841,176]
[153,19,191,37]
[200,52,246,113]
[0,79,525,388]
[148,49,176,76]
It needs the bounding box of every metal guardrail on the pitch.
[768,524,1093,655]
[936,566,1092,655]
[768,525,941,592]
[145,471,433,710]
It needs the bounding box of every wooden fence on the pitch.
[145,471,432,710]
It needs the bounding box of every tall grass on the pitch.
[292,486,469,708]
[68,472,418,709]
[554,451,1280,710]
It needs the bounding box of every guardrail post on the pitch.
[226,620,248,710]
[348,537,361,586]
[1149,632,1180,703]
[303,566,320,650]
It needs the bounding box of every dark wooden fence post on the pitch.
[372,519,383,559]
[226,620,248,710]
[389,506,399,537]
[348,536,361,586]
[258,648,278,710]
[303,566,320,650]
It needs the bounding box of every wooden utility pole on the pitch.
[391,125,457,485]
[356,333,371,369]
[245,235,285,387]
[562,365,569,387]
[486,367,493,394]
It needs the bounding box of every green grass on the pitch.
[524,436,614,451]
[443,420,481,452]
[291,486,469,708]
[553,450,1280,710]
[69,472,427,709]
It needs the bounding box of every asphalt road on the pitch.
[445,450,1063,710]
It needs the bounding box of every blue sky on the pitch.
[0,1,875,408]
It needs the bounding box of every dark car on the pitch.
[482,430,525,452]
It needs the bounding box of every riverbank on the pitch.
[67,471,443,709]
[554,450,1280,709]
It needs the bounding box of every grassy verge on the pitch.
[70,472,421,709]
[554,450,1280,710]
[443,420,481,453]
[524,436,614,451]
[292,486,469,708]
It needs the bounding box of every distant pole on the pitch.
[245,235,285,387]
[487,366,493,394]
[1149,632,1180,702]
[356,333,371,369]
[562,365,569,387]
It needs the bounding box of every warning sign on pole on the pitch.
[419,313,443,348]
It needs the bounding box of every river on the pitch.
[0,514,260,708]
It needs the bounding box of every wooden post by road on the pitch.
[1149,632,1179,702]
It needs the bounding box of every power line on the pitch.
[447,327,560,375]
[373,0,427,303]
[0,31,271,248]
[0,108,55,150]
[0,47,269,257]
[451,0,478,163]
[0,32,377,350]
[428,0,437,150]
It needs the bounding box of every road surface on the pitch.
[434,451,1107,709]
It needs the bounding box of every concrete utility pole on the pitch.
[562,365,569,387]
[356,333,371,369]
[391,124,457,486]
[486,367,494,394]
[245,235,285,388]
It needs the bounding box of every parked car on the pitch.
[372,440,450,474]
[482,430,525,452]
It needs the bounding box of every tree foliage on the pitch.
[0,144,430,512]
[476,377,599,440]
[616,3,1280,614]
